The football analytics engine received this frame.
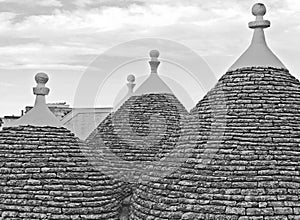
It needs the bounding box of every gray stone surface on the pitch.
[86,93,188,196]
[0,126,125,219]
[130,67,300,219]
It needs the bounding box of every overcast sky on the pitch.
[0,0,300,116]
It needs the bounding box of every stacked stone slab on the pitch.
[130,4,300,220]
[0,126,125,220]
[86,50,188,192]
[86,93,187,181]
[0,73,125,219]
[131,66,300,219]
[86,50,188,220]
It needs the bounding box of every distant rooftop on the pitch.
[25,102,71,120]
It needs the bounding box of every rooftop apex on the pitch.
[9,72,62,128]
[229,3,285,71]
[134,50,173,95]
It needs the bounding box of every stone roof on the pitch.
[0,73,126,219]
[86,94,188,184]
[86,51,188,193]
[130,4,300,220]
[0,126,125,219]
[131,66,300,219]
[86,94,188,220]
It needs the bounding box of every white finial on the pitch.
[33,72,50,96]
[252,3,266,16]
[9,72,62,127]
[134,50,173,95]
[113,74,136,110]
[149,50,160,73]
[248,3,270,29]
[150,50,160,61]
[228,3,285,71]
[127,74,136,94]
[35,72,49,84]
[127,74,135,83]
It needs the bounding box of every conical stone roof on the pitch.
[86,50,188,186]
[130,4,300,220]
[0,73,125,220]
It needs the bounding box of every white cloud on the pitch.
[0,0,62,7]
[0,0,299,117]
[0,3,205,69]
[0,0,299,71]
[37,0,62,7]
[73,0,94,8]
[0,12,17,29]
[13,4,199,32]
[0,43,98,70]
[0,82,16,87]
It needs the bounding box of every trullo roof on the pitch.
[130,3,300,220]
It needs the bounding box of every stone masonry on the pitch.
[86,93,188,189]
[0,125,125,220]
[130,67,300,220]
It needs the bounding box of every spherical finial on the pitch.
[248,3,270,29]
[149,50,160,59]
[35,72,49,84]
[252,3,266,16]
[127,74,135,83]
[149,50,160,73]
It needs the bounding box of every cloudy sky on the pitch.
[0,0,300,116]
